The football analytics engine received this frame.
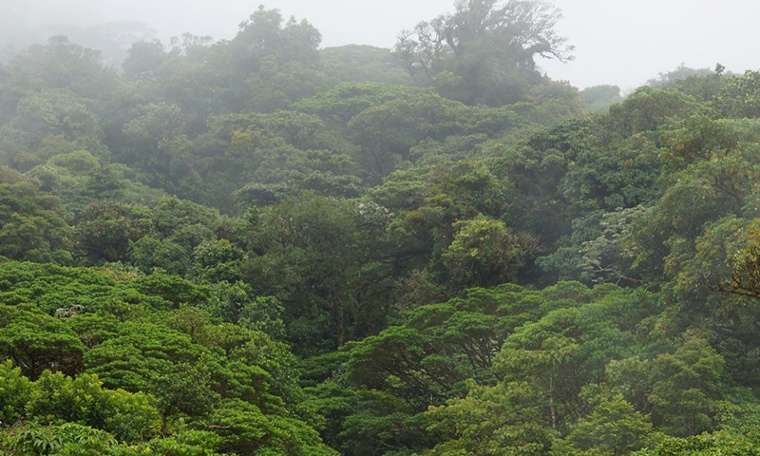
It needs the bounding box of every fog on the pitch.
[3,0,760,89]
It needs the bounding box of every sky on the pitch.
[5,0,760,90]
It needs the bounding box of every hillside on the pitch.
[0,2,759,455]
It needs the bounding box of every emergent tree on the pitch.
[395,0,573,105]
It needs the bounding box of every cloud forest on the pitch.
[0,1,759,454]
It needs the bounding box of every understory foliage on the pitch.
[1,1,760,454]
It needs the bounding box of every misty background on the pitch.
[2,0,760,90]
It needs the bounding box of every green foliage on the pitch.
[210,399,338,456]
[131,273,209,308]
[337,389,432,456]
[493,286,663,430]
[425,381,554,455]
[722,220,760,299]
[296,82,432,124]
[648,64,716,87]
[552,392,655,455]
[0,304,85,379]
[0,36,119,99]
[348,93,467,180]
[607,337,727,438]
[122,40,169,80]
[190,240,244,284]
[3,88,104,169]
[331,282,655,454]
[395,0,573,105]
[542,206,648,285]
[714,70,760,118]
[648,64,726,103]
[0,360,32,424]
[128,236,191,275]
[581,85,622,113]
[82,322,216,420]
[241,193,391,351]
[75,201,152,264]
[0,362,165,448]
[319,45,413,85]
[647,339,726,436]
[0,179,73,264]
[633,431,760,456]
[1,422,118,456]
[0,260,330,451]
[3,7,760,456]
[227,6,323,92]
[606,86,698,135]
[442,215,538,288]
[26,370,160,441]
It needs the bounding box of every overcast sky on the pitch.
[6,0,760,90]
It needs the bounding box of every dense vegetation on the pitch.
[1,0,760,454]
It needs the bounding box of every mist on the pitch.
[2,0,760,89]
[3,1,760,454]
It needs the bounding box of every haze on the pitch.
[3,0,760,90]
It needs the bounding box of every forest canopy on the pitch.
[0,1,759,455]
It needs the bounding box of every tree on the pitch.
[344,285,525,409]
[607,338,726,438]
[630,116,760,317]
[635,431,760,456]
[224,6,328,112]
[3,88,105,169]
[442,215,538,288]
[122,39,169,80]
[346,91,473,181]
[581,85,622,113]
[605,86,697,135]
[395,0,573,105]
[494,284,659,430]
[241,194,391,351]
[71,21,158,68]
[0,304,85,380]
[190,239,245,284]
[647,338,726,437]
[74,201,152,264]
[121,102,190,188]
[425,381,554,455]
[714,70,760,118]
[229,7,321,76]
[82,322,219,430]
[0,360,32,425]
[648,64,715,87]
[552,392,655,455]
[0,179,73,264]
[209,399,338,456]
[722,219,760,299]
[1,422,120,455]
[25,370,160,441]
[0,36,119,101]
[319,45,414,85]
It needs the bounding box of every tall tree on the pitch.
[395,0,573,105]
